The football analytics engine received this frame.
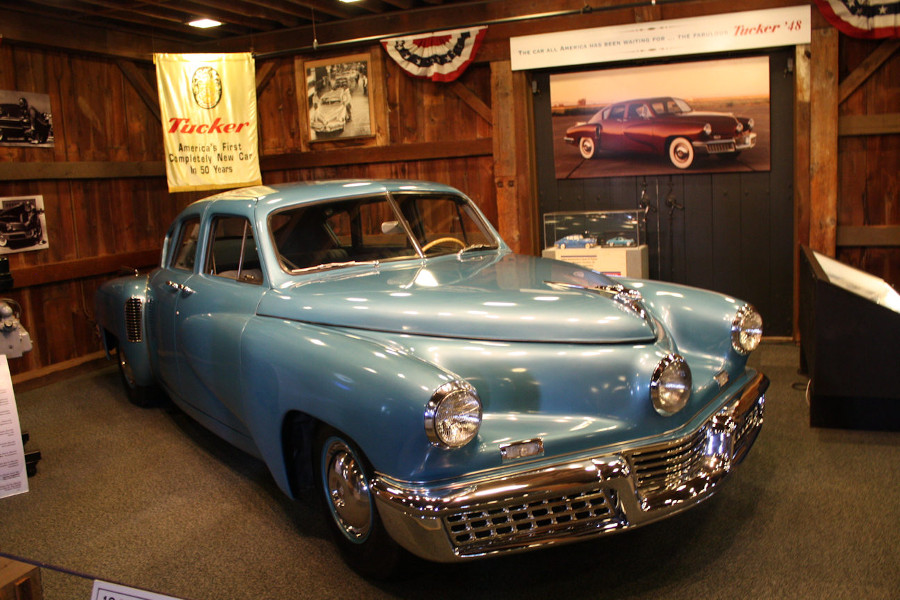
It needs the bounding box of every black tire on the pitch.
[315,427,406,578]
[116,346,158,408]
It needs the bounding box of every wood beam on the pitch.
[793,43,811,340]
[261,138,492,170]
[0,139,492,182]
[450,81,492,124]
[116,60,161,122]
[837,226,900,248]
[809,27,839,258]
[0,7,191,59]
[838,39,900,104]
[838,113,900,136]
[12,249,161,288]
[0,161,166,182]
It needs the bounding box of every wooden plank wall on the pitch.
[0,45,499,379]
[0,1,896,380]
[0,46,192,378]
[835,37,899,286]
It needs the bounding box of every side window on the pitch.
[171,218,201,271]
[205,216,262,285]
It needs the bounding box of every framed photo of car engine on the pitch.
[550,55,771,179]
[300,52,375,143]
[0,195,49,254]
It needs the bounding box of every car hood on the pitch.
[257,253,658,344]
[315,101,345,121]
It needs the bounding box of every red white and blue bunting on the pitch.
[814,0,900,38]
[381,26,487,82]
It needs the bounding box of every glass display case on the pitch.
[542,210,644,249]
[541,210,648,278]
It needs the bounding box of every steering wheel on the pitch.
[422,237,466,252]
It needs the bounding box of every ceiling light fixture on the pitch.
[188,18,222,28]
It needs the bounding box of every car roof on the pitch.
[192,179,464,215]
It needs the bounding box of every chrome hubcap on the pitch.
[324,439,372,542]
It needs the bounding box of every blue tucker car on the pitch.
[94,180,767,575]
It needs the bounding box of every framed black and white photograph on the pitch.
[0,195,49,254]
[302,53,373,142]
[550,56,771,179]
[0,90,54,147]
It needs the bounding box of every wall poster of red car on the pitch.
[0,90,54,148]
[0,196,49,254]
[551,56,770,179]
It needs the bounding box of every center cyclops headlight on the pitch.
[732,304,763,355]
[425,381,482,448]
[650,354,692,416]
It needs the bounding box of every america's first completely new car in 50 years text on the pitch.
[95,180,767,576]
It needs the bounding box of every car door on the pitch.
[600,104,628,152]
[147,215,202,391]
[171,213,266,443]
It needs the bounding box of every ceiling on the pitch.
[6,0,487,45]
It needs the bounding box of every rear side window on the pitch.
[206,216,262,285]
[171,217,201,271]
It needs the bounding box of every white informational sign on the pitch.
[510,5,811,71]
[91,580,185,600]
[155,53,262,193]
[0,355,28,499]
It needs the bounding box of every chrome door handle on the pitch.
[165,280,195,295]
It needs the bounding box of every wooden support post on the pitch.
[491,60,536,255]
[809,27,839,257]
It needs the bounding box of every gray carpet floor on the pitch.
[1,342,898,600]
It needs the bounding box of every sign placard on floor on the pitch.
[0,355,27,499]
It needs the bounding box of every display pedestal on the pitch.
[799,246,900,431]
[542,244,649,278]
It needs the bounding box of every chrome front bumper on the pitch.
[372,372,768,562]
[693,132,757,154]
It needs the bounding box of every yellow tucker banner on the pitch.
[155,53,261,193]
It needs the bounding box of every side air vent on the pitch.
[124,297,143,343]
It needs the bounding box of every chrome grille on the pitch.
[706,141,736,153]
[445,488,621,555]
[124,297,143,342]
[629,428,706,497]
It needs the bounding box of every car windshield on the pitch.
[269,192,498,273]
[650,98,693,115]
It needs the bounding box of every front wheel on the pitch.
[578,136,596,159]
[317,428,406,577]
[668,137,694,169]
[116,346,158,407]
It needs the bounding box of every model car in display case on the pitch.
[543,210,648,277]
[563,96,756,169]
[95,180,767,575]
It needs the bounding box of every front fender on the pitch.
[625,278,750,375]
[240,318,465,495]
[94,274,154,386]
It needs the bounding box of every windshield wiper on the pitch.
[291,260,379,274]
[459,243,498,254]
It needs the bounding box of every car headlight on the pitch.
[732,304,763,355]
[746,118,755,130]
[702,122,712,136]
[736,121,744,133]
[650,354,692,416]
[425,381,482,448]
